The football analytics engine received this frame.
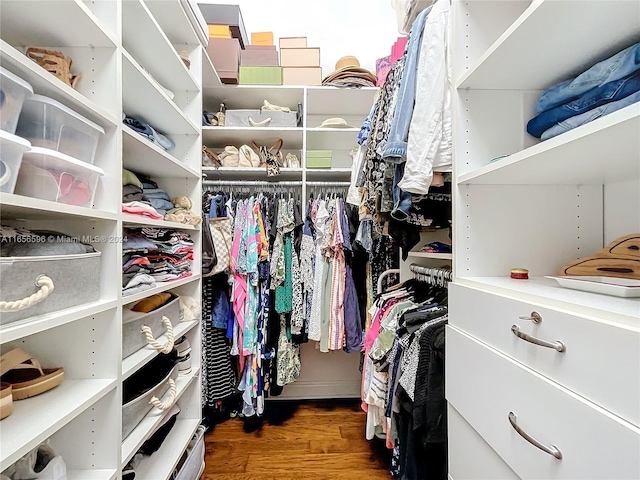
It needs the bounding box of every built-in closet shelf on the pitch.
[122,50,199,136]
[145,0,202,49]
[122,274,202,306]
[306,86,378,116]
[67,470,117,480]
[202,126,304,148]
[306,128,360,150]
[457,0,640,90]
[203,167,303,181]
[305,169,352,180]
[202,47,222,89]
[203,85,305,111]
[133,419,201,480]
[457,105,640,185]
[121,369,200,468]
[122,127,200,180]
[122,320,199,380]
[122,0,199,94]
[0,193,119,222]
[0,0,116,48]
[0,41,119,128]
[0,299,119,344]
[66,469,116,480]
[0,379,117,469]
[457,277,640,325]
[408,252,452,260]
[121,214,200,231]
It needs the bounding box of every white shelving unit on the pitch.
[448,1,640,478]
[0,1,204,479]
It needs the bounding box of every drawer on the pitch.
[449,403,519,480]
[446,326,640,479]
[450,283,640,426]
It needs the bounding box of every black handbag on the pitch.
[252,138,283,177]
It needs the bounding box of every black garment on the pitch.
[388,218,421,261]
[139,409,179,454]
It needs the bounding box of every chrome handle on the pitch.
[518,311,542,324]
[511,325,565,352]
[508,412,562,459]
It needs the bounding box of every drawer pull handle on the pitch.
[511,325,566,352]
[518,311,542,324]
[508,412,562,460]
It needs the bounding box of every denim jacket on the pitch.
[536,42,640,113]
[382,6,432,163]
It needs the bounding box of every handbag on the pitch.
[218,146,239,167]
[238,144,261,168]
[252,139,283,177]
[285,153,300,168]
[202,146,222,168]
[208,217,233,275]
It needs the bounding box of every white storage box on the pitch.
[14,147,104,208]
[0,66,33,134]
[174,426,206,480]
[16,94,104,164]
[0,129,30,194]
[122,293,181,359]
[225,109,300,127]
[0,251,101,325]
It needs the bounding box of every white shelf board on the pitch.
[133,419,201,480]
[457,277,640,326]
[0,193,119,222]
[203,167,303,181]
[0,41,118,128]
[458,104,640,185]
[202,47,222,88]
[122,274,202,305]
[0,379,117,469]
[306,128,360,150]
[121,214,200,231]
[121,370,200,467]
[67,470,117,480]
[122,0,199,94]
[306,86,378,116]
[305,169,352,181]
[457,0,640,90]
[122,320,199,380]
[122,127,200,179]
[122,50,199,136]
[203,85,304,111]
[145,0,201,47]
[0,0,116,48]
[0,299,118,344]
[408,252,452,260]
[202,126,303,148]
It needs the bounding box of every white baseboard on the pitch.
[266,380,360,400]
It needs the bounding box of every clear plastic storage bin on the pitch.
[16,94,105,164]
[0,66,34,134]
[14,147,104,208]
[0,129,30,194]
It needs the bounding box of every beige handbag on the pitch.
[218,146,239,167]
[238,144,261,168]
[208,217,233,276]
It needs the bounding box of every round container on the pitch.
[510,268,529,280]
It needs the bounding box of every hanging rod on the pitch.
[306,182,351,187]
[410,264,453,285]
[202,180,303,187]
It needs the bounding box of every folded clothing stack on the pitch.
[527,42,640,140]
[123,113,175,151]
[1,225,95,257]
[122,228,194,296]
[122,169,175,219]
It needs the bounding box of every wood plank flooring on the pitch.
[202,400,392,480]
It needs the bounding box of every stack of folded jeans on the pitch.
[123,114,175,151]
[137,174,174,217]
[527,43,640,140]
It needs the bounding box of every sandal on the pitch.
[0,349,64,400]
[1,382,12,420]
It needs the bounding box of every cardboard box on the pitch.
[251,31,274,46]
[306,150,332,168]
[208,25,231,38]
[206,38,240,84]
[241,48,279,66]
[279,37,307,49]
[198,4,249,48]
[280,48,320,67]
[282,67,322,86]
[239,66,282,85]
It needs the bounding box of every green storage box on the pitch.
[306,150,332,168]
[239,66,282,85]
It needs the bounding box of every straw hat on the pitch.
[317,117,356,129]
[323,56,377,84]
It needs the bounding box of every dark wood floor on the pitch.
[202,400,393,480]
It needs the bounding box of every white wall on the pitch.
[200,0,402,78]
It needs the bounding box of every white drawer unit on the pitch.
[450,283,640,426]
[446,326,640,479]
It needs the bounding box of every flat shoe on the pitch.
[0,382,12,420]
[0,348,64,400]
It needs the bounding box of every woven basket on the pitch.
[26,47,81,89]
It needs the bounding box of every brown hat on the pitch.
[322,56,377,84]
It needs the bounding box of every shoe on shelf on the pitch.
[2,440,67,480]
[0,349,64,400]
[0,383,12,420]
